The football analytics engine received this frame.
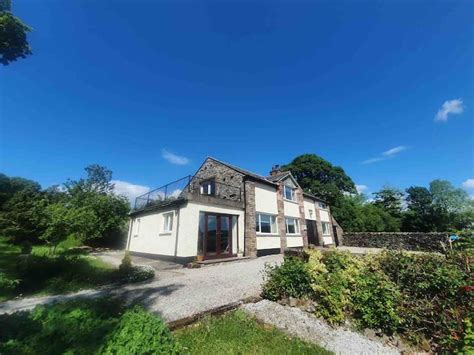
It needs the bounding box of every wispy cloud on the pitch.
[355,184,368,194]
[462,178,474,189]
[435,98,464,122]
[112,180,150,202]
[362,145,408,165]
[382,145,407,157]
[161,149,190,165]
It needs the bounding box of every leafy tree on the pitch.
[0,0,32,65]
[373,186,404,218]
[0,173,40,208]
[403,186,435,232]
[283,154,356,206]
[430,179,470,213]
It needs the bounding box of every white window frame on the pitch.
[283,185,296,201]
[200,180,215,196]
[322,222,331,236]
[133,218,140,238]
[309,209,314,219]
[285,217,300,235]
[256,213,278,234]
[162,212,174,233]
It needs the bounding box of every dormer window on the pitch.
[283,185,295,201]
[318,202,328,209]
[200,179,215,196]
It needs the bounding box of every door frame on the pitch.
[203,212,236,259]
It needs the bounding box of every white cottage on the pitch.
[127,157,342,263]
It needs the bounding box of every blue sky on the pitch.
[1,0,473,201]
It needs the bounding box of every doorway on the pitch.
[203,213,233,258]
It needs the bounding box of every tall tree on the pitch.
[283,154,356,206]
[0,0,32,65]
[373,186,404,218]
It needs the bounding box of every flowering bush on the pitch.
[120,265,155,283]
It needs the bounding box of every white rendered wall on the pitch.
[178,201,245,256]
[256,236,281,250]
[303,198,317,220]
[319,210,330,222]
[283,200,300,218]
[255,183,278,215]
[287,236,304,247]
[128,208,178,256]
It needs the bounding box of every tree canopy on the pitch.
[0,0,32,65]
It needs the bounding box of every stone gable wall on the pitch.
[342,232,449,252]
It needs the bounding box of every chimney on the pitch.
[269,164,282,176]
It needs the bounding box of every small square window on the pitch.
[285,217,300,234]
[200,180,215,196]
[322,222,331,236]
[163,213,173,233]
[256,213,277,234]
[319,202,327,209]
[283,185,295,201]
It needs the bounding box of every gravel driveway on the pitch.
[0,255,283,323]
[242,300,400,355]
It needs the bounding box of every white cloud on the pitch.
[112,180,150,202]
[435,98,464,122]
[161,149,190,165]
[462,178,474,189]
[383,145,407,157]
[362,145,408,164]
[356,184,368,193]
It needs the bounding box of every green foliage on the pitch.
[261,256,313,301]
[0,2,32,65]
[102,305,181,354]
[282,153,356,206]
[175,309,331,355]
[262,248,473,352]
[119,251,132,272]
[0,298,124,354]
[352,265,401,333]
[373,186,404,218]
[458,318,474,354]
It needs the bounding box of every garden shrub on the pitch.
[0,272,19,291]
[120,265,155,283]
[119,251,132,272]
[351,264,401,333]
[102,305,181,354]
[261,256,313,301]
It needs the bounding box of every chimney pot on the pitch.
[270,164,282,176]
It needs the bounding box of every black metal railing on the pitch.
[133,175,243,211]
[134,175,191,210]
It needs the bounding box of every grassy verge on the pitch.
[175,310,332,355]
[0,237,118,301]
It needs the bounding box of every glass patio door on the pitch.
[204,214,232,258]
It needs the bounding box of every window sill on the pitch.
[286,234,301,237]
[256,233,280,237]
[159,232,172,236]
[283,198,298,204]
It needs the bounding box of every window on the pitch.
[318,202,328,209]
[200,179,215,196]
[162,212,173,233]
[256,213,277,234]
[309,209,314,219]
[322,222,331,236]
[285,217,300,234]
[133,218,140,237]
[283,185,295,201]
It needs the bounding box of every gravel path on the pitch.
[0,255,282,323]
[242,300,400,355]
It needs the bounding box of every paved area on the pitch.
[0,255,283,323]
[91,250,182,271]
[242,300,400,355]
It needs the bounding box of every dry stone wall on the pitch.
[342,232,449,252]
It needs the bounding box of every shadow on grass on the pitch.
[0,297,125,354]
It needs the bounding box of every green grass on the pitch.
[0,236,118,301]
[175,310,332,355]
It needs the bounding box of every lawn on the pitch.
[175,310,332,355]
[0,236,118,301]
[0,298,332,354]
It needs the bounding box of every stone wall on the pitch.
[342,232,449,252]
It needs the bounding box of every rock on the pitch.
[364,328,377,341]
[289,297,297,307]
